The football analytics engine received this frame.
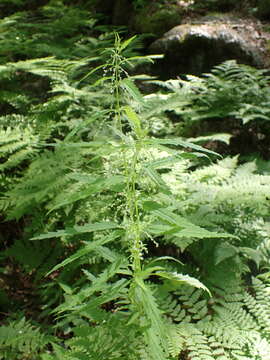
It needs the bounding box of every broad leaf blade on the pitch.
[121,78,144,105]
[31,222,120,240]
[148,138,220,157]
[45,231,122,275]
[156,271,210,295]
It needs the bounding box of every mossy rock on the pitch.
[149,21,264,78]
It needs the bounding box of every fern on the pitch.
[0,3,97,63]
[0,317,50,360]
[141,60,270,157]
[0,126,38,171]
[155,155,270,282]
[157,277,270,360]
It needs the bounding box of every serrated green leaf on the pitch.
[148,138,220,157]
[124,105,145,138]
[121,78,144,105]
[150,209,237,240]
[144,167,171,194]
[145,155,181,169]
[130,280,168,360]
[142,200,163,211]
[120,35,137,51]
[31,222,120,240]
[49,175,125,212]
[156,271,210,295]
[146,256,183,267]
[45,231,121,275]
[188,133,232,145]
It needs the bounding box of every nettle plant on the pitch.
[34,34,223,360]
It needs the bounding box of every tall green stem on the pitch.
[110,34,144,274]
[111,33,123,131]
[125,142,142,273]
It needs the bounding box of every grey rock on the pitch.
[149,21,265,78]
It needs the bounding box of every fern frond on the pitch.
[244,277,270,332]
[0,317,49,360]
[0,126,38,170]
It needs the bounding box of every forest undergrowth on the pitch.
[0,1,270,360]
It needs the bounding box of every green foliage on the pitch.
[143,60,270,156]
[0,317,50,360]
[194,61,270,125]
[0,28,212,360]
[0,2,270,360]
[155,155,270,286]
[160,275,270,360]
[0,1,96,62]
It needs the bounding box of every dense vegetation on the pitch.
[1,1,270,359]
